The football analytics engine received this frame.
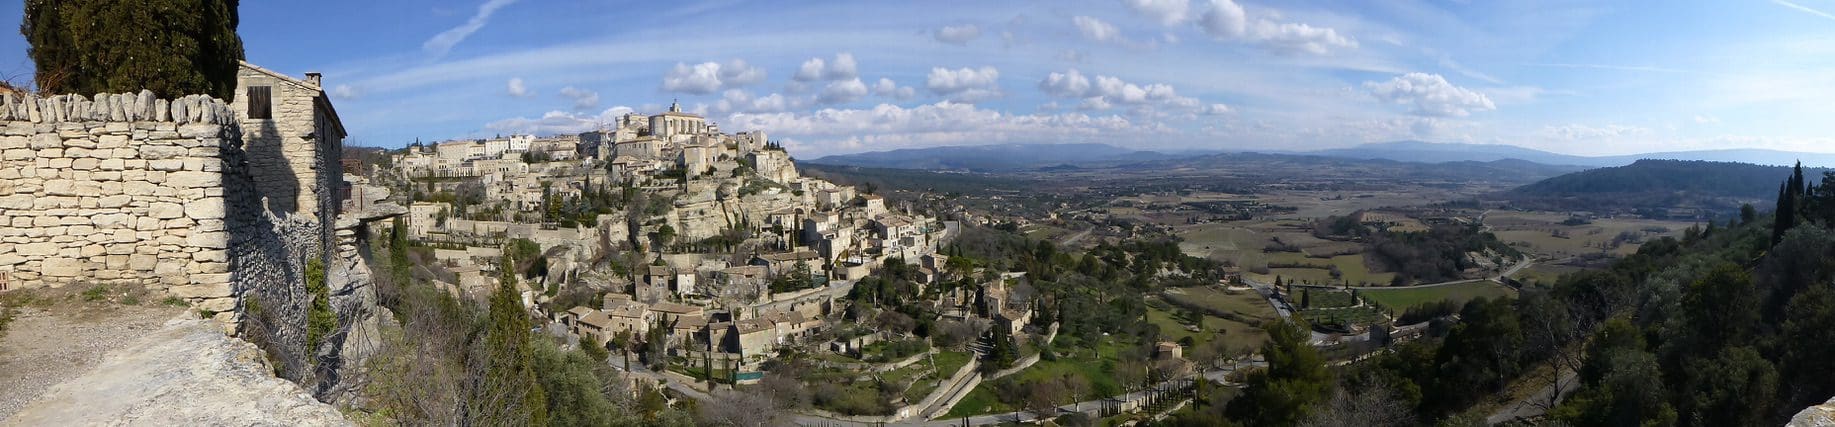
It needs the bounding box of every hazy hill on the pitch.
[1503,159,1829,215]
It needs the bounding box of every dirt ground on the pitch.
[0,291,184,421]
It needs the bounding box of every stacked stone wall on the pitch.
[0,92,249,310]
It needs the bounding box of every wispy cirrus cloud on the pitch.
[423,0,520,57]
[1773,0,1835,22]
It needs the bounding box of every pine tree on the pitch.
[22,0,245,99]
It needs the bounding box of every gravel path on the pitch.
[0,305,182,421]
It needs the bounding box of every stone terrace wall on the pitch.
[0,92,290,323]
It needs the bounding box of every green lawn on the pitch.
[1329,254,1395,286]
[944,387,1012,418]
[1296,288,1356,309]
[903,351,974,402]
[1359,281,1518,312]
[1298,306,1388,328]
[1162,287,1278,320]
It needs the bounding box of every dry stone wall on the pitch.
[0,92,299,326]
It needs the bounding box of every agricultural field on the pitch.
[1358,281,1518,312]
[1161,286,1280,321]
[1509,264,1583,287]
[1294,288,1356,309]
[1487,211,1693,258]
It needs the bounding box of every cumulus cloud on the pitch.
[713,90,797,115]
[423,0,519,56]
[1247,20,1357,55]
[332,84,358,99]
[1202,103,1232,114]
[1038,69,1205,111]
[662,59,767,94]
[1198,0,1247,38]
[873,78,916,100]
[926,66,1002,102]
[794,53,859,82]
[724,101,1162,155]
[507,77,532,97]
[934,24,982,45]
[1125,0,1193,26]
[1364,73,1496,117]
[486,106,636,135]
[1197,0,1354,54]
[558,86,599,110]
[818,79,869,104]
[1073,16,1123,43]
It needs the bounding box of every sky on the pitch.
[2,0,1834,158]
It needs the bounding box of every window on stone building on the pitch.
[247,86,272,119]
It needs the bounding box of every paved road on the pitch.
[1344,257,1534,290]
[1060,227,1095,247]
[1487,368,1578,425]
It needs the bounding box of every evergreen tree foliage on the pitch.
[1226,320,1330,426]
[22,0,245,99]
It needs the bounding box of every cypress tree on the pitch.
[22,0,245,99]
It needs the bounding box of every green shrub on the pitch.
[306,258,338,355]
[81,284,110,302]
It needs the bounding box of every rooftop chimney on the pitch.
[304,72,322,87]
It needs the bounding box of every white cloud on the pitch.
[1039,69,1092,98]
[507,77,532,97]
[873,78,916,100]
[818,78,869,104]
[1196,0,1354,55]
[794,53,859,82]
[1073,16,1123,43]
[713,90,797,115]
[1038,69,1204,111]
[725,101,1161,155]
[1202,103,1232,115]
[662,62,722,94]
[1125,0,1193,26]
[1540,123,1652,141]
[1364,73,1496,117]
[486,106,635,135]
[558,86,599,110]
[423,0,519,56]
[662,60,766,94]
[926,66,1002,102]
[332,84,358,99]
[719,59,768,86]
[934,24,982,45]
[1198,0,1246,38]
[1246,19,1357,55]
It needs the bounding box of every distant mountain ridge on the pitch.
[1308,140,1835,168]
[806,141,1835,172]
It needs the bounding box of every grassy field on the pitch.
[1146,305,1269,354]
[1488,211,1693,258]
[1359,281,1518,312]
[1329,254,1395,286]
[902,351,973,402]
[1510,264,1583,287]
[944,337,1130,418]
[1299,306,1388,327]
[1162,287,1279,320]
[1296,288,1356,309]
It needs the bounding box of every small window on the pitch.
[246,86,272,119]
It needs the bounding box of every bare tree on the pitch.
[698,388,788,426]
[1300,378,1416,427]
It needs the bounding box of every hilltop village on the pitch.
[387,101,976,376]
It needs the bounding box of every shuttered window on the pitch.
[247,86,272,119]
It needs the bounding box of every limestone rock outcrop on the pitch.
[1,315,350,427]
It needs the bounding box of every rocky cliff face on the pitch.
[2,315,350,426]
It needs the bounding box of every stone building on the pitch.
[648,100,708,141]
[231,61,346,264]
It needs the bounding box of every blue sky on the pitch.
[2,0,1834,157]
